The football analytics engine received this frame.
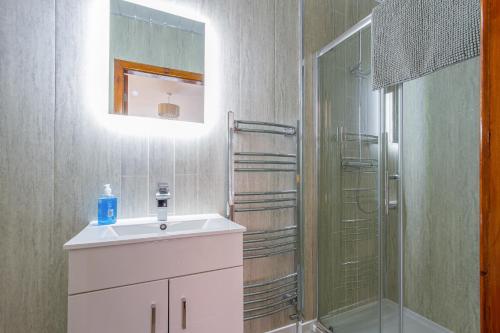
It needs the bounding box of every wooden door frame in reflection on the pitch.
[480,0,500,332]
[113,59,204,115]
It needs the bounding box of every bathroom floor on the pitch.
[319,299,452,333]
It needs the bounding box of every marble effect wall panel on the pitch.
[402,58,480,333]
[0,1,56,332]
[0,1,301,333]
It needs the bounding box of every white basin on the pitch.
[111,223,162,236]
[159,219,209,232]
[64,214,245,250]
[111,219,211,236]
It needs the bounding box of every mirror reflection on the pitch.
[109,0,205,123]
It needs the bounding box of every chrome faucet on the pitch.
[156,183,171,229]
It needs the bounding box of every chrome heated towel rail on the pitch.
[227,111,301,322]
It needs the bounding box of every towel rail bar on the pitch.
[243,248,296,260]
[244,280,298,297]
[244,226,297,236]
[243,240,296,252]
[235,128,295,136]
[235,190,297,196]
[244,295,297,313]
[235,197,296,205]
[234,120,296,136]
[244,273,298,289]
[243,304,296,321]
[235,120,296,130]
[234,204,296,213]
[234,167,296,172]
[235,152,296,158]
[243,233,297,244]
[244,289,298,306]
[234,160,296,165]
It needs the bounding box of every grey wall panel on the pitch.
[53,1,123,331]
[239,0,275,123]
[0,0,56,332]
[148,136,175,215]
[402,58,480,333]
[275,0,301,126]
[0,1,301,332]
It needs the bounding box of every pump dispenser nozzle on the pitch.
[104,184,112,196]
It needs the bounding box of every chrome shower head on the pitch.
[350,62,371,79]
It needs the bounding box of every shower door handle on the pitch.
[383,132,389,216]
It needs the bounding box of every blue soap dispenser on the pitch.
[98,184,117,225]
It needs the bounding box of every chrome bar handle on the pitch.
[338,126,344,151]
[181,297,187,330]
[150,303,156,333]
[295,118,304,321]
[383,132,389,216]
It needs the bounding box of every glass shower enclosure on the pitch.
[315,15,403,333]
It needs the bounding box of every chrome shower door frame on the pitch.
[313,14,404,333]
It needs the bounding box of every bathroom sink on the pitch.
[111,223,163,236]
[64,214,245,250]
[111,219,209,236]
[162,219,209,232]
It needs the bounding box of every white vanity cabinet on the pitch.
[68,279,169,333]
[169,267,243,333]
[64,214,245,333]
[68,267,242,333]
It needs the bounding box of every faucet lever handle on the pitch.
[156,182,171,223]
[157,182,170,194]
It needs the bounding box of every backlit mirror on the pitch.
[109,0,205,123]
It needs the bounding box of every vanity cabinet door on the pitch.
[68,279,169,333]
[169,266,243,333]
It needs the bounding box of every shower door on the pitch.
[315,16,402,333]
